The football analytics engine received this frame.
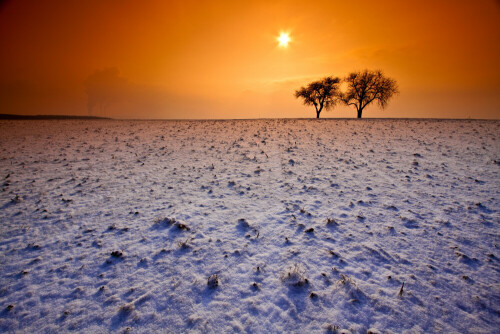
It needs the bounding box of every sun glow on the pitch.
[277,32,291,48]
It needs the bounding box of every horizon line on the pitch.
[0,114,498,122]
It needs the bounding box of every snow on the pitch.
[0,118,499,333]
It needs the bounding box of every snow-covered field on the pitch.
[0,118,499,333]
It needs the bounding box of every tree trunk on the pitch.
[316,106,322,118]
[357,108,363,118]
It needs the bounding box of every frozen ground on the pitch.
[0,118,499,333]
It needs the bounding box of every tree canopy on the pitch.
[294,76,341,118]
[342,70,399,118]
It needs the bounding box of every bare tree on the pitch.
[342,70,399,118]
[295,77,341,118]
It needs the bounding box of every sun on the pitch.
[277,32,291,48]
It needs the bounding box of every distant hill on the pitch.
[0,114,110,120]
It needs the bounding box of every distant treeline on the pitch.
[0,114,110,120]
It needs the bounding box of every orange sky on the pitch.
[1,0,499,119]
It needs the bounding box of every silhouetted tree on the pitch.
[295,77,341,118]
[342,70,399,118]
[84,68,126,116]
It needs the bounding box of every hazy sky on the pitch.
[1,0,499,119]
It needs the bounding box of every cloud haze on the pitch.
[0,0,499,119]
